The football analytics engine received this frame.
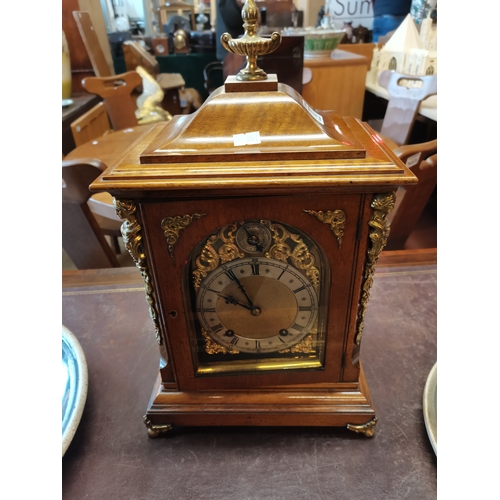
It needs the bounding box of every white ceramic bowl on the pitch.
[282,27,345,58]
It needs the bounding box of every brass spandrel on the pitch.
[304,209,346,249]
[161,213,206,265]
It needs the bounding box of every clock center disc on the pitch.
[216,276,297,340]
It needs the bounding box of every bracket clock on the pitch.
[91,0,417,438]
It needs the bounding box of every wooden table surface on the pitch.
[62,249,437,500]
[64,122,161,168]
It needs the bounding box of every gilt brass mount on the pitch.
[220,0,281,81]
[143,416,172,438]
[304,209,346,249]
[192,220,320,292]
[114,199,164,346]
[355,193,396,346]
[347,417,378,437]
[161,213,206,265]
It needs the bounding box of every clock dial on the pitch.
[235,222,272,254]
[184,219,329,375]
[196,258,318,353]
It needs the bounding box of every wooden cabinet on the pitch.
[302,49,368,118]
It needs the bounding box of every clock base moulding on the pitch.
[143,362,377,437]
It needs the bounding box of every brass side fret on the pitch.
[355,193,396,346]
[114,199,164,346]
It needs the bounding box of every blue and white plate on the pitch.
[62,325,88,456]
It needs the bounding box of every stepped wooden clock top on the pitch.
[90,0,416,195]
[90,80,416,195]
[139,79,366,164]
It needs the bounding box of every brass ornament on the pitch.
[304,209,346,249]
[114,199,164,346]
[202,330,239,355]
[347,417,378,437]
[193,224,244,290]
[161,213,206,265]
[143,416,173,438]
[279,333,316,354]
[355,193,396,346]
[263,221,320,291]
[220,0,281,81]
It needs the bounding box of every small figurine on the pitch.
[134,66,172,125]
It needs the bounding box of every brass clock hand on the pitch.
[222,292,261,316]
[222,294,252,310]
[209,289,252,311]
[224,269,256,309]
[230,282,262,316]
[241,225,263,251]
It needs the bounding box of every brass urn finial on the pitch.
[221,0,282,81]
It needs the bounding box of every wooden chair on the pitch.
[81,68,172,131]
[82,71,142,131]
[377,70,437,146]
[385,139,437,250]
[74,69,169,239]
[70,102,111,148]
[67,81,145,263]
[62,158,125,269]
[73,11,171,125]
[72,11,114,77]
[74,10,188,117]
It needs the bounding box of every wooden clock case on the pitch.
[90,75,417,438]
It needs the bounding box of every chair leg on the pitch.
[112,236,121,254]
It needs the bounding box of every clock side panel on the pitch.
[341,194,373,382]
[135,202,180,390]
[137,192,367,391]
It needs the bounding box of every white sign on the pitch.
[327,0,374,29]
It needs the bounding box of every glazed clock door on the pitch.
[139,192,372,391]
[185,219,328,376]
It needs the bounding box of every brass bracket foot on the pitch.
[347,417,377,437]
[143,415,173,438]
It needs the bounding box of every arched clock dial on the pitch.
[184,218,329,375]
[196,257,318,353]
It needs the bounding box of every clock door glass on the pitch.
[182,220,330,376]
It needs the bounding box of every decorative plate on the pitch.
[422,362,437,455]
[62,325,88,456]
